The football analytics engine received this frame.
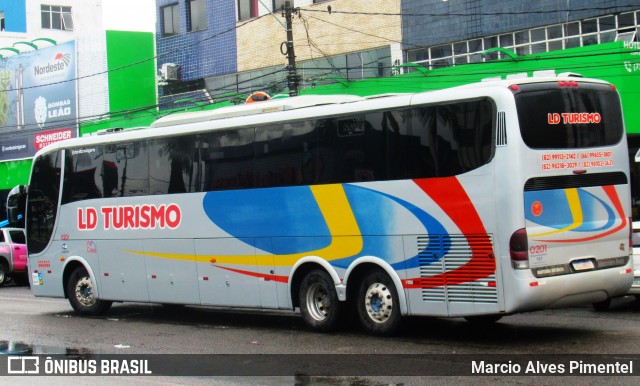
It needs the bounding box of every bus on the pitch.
[11,75,633,335]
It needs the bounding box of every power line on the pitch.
[301,5,639,17]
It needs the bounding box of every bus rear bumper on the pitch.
[505,261,633,313]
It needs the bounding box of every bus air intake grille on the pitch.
[524,171,627,191]
[496,111,507,147]
[417,235,497,304]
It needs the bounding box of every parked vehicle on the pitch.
[0,227,27,286]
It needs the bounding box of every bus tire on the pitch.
[67,266,112,316]
[356,269,402,335]
[299,269,341,332]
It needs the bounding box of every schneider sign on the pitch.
[0,41,77,162]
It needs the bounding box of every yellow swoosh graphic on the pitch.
[530,188,583,237]
[125,184,363,266]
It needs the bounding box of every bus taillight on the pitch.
[558,81,579,87]
[510,228,529,269]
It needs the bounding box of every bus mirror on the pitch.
[7,184,27,224]
[7,208,23,223]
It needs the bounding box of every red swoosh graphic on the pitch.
[213,264,289,283]
[536,185,627,243]
[406,177,496,289]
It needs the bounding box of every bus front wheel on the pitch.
[299,269,341,332]
[66,266,112,316]
[356,269,402,335]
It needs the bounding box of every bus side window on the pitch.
[62,146,104,204]
[255,122,318,188]
[201,128,255,191]
[332,115,386,182]
[441,99,493,175]
[101,141,149,197]
[410,106,438,179]
[150,135,199,194]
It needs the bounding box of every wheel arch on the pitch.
[344,257,408,316]
[62,256,100,300]
[289,256,343,309]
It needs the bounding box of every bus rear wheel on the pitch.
[299,269,341,332]
[356,269,402,335]
[66,266,112,316]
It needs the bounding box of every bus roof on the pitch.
[151,94,366,128]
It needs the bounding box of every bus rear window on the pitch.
[515,82,623,149]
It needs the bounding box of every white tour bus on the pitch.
[11,75,633,335]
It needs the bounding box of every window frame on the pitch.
[162,3,180,37]
[237,0,258,21]
[41,5,73,31]
[188,0,207,32]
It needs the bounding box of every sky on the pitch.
[102,0,157,32]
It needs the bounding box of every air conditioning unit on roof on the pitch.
[160,63,179,82]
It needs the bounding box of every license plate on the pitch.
[633,278,640,287]
[571,260,595,271]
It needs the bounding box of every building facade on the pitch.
[0,0,156,218]
[403,0,639,69]
[155,0,402,108]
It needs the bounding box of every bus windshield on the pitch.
[515,82,623,149]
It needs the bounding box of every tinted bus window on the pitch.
[438,100,494,174]
[412,99,494,177]
[322,114,387,183]
[150,136,199,194]
[27,151,62,254]
[388,107,439,179]
[62,146,104,204]
[202,128,254,191]
[516,83,623,149]
[255,121,321,188]
[102,141,149,197]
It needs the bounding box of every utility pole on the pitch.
[281,1,301,96]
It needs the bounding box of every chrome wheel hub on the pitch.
[364,282,393,323]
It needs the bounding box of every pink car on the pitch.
[0,228,27,286]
